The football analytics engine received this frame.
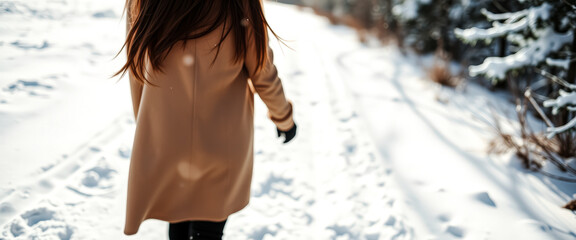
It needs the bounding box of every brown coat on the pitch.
[123,15,294,235]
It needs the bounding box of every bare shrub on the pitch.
[341,15,368,43]
[308,1,405,46]
[349,0,374,30]
[427,50,461,88]
[488,78,576,182]
[488,71,576,208]
[374,18,400,46]
[487,103,543,170]
[564,199,576,211]
[311,7,339,25]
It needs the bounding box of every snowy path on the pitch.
[1,1,575,240]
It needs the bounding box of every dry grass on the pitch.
[307,3,407,47]
[487,92,551,170]
[427,52,461,88]
[487,132,516,154]
[309,7,379,44]
[487,127,546,170]
[488,86,576,208]
[374,20,398,45]
[428,63,460,88]
[311,7,339,25]
[341,15,368,43]
[564,199,576,211]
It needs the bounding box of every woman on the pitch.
[115,0,297,239]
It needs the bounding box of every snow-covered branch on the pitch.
[546,58,571,70]
[544,89,576,138]
[455,3,552,42]
[539,69,576,90]
[543,90,576,114]
[547,117,576,138]
[469,28,573,79]
[392,0,432,20]
[480,8,529,22]
[455,19,527,42]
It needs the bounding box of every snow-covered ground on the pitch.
[1,1,575,239]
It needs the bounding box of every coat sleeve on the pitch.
[244,27,294,131]
[125,0,143,121]
[129,74,143,121]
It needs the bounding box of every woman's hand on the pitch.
[277,124,297,143]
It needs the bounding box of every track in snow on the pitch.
[1,2,413,239]
[2,1,575,240]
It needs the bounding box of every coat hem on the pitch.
[123,200,250,236]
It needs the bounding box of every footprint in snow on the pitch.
[0,202,16,216]
[253,174,293,199]
[248,225,278,240]
[118,146,131,159]
[92,9,116,18]
[10,40,49,50]
[473,192,497,207]
[1,75,62,104]
[327,224,355,239]
[437,214,451,222]
[9,219,26,237]
[5,79,53,94]
[67,158,117,196]
[0,2,61,19]
[1,205,74,240]
[20,207,55,226]
[339,112,358,123]
[384,216,396,226]
[446,225,465,238]
[342,138,357,155]
[89,146,101,152]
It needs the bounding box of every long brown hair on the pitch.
[115,0,279,85]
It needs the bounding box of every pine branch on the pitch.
[469,29,572,80]
[525,89,555,128]
[547,117,576,139]
[561,0,576,9]
[539,169,576,183]
[537,68,576,90]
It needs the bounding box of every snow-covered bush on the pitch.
[544,87,576,138]
[392,0,453,52]
[390,0,493,57]
[457,0,576,163]
[302,0,576,159]
[455,1,575,82]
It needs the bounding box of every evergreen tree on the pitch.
[456,0,576,157]
[392,0,492,58]
[455,1,573,82]
[392,0,442,52]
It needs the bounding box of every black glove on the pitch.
[277,123,297,143]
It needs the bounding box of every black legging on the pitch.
[169,219,227,240]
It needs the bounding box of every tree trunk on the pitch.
[566,29,576,84]
[383,0,397,33]
[556,29,576,157]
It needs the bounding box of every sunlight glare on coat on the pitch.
[182,54,195,66]
[177,160,201,181]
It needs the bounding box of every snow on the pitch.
[544,90,576,115]
[455,18,528,42]
[468,28,573,80]
[546,116,576,139]
[543,89,576,137]
[1,1,576,240]
[455,3,552,42]
[392,0,431,20]
[455,3,572,81]
[454,3,572,80]
[546,58,571,70]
